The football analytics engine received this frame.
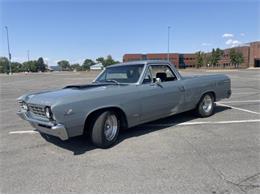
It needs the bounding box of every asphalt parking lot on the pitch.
[0,69,259,193]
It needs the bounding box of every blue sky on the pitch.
[0,0,259,66]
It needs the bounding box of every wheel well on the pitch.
[207,91,216,101]
[84,107,128,135]
[196,91,216,108]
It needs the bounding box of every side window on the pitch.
[142,68,152,84]
[150,65,177,82]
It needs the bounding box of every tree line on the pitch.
[0,57,47,73]
[57,55,119,71]
[0,50,245,74]
[0,55,119,73]
[195,48,244,68]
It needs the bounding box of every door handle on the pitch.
[178,86,185,92]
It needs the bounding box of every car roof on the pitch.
[108,60,171,68]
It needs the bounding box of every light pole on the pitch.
[27,50,30,61]
[167,26,171,62]
[5,26,12,75]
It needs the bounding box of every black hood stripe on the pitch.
[63,83,112,89]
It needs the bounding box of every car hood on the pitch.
[19,83,121,106]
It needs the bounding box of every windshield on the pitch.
[95,64,144,84]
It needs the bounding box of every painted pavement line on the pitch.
[231,92,260,95]
[217,102,260,115]
[9,130,38,134]
[9,119,260,135]
[177,119,260,125]
[148,119,260,127]
[219,100,260,104]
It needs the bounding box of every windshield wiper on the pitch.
[104,79,120,85]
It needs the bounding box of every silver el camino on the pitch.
[17,60,231,148]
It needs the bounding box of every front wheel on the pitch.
[91,111,120,148]
[196,93,215,117]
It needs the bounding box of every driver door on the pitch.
[139,64,185,122]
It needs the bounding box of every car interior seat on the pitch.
[156,72,167,82]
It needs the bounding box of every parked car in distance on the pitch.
[17,60,231,148]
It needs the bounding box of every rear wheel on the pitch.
[91,111,119,148]
[196,93,215,117]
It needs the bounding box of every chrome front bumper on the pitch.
[17,111,69,140]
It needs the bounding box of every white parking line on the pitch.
[9,119,260,136]
[147,119,260,127]
[231,92,260,95]
[178,119,260,126]
[217,103,260,115]
[219,100,260,104]
[9,130,38,134]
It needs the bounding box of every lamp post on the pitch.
[27,50,30,61]
[5,26,12,75]
[167,26,171,62]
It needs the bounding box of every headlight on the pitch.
[20,102,29,111]
[45,106,53,119]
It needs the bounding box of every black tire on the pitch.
[90,111,120,148]
[196,93,215,117]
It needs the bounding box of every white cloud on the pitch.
[225,39,242,47]
[232,40,241,45]
[240,32,245,36]
[222,33,234,38]
[225,39,233,45]
[201,43,211,46]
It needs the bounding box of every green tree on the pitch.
[203,53,210,67]
[71,63,82,71]
[0,57,9,73]
[229,49,244,68]
[97,55,119,67]
[22,61,38,72]
[195,51,204,68]
[210,48,223,67]
[36,57,46,72]
[11,62,23,73]
[104,55,118,66]
[209,49,215,66]
[82,59,95,70]
[57,60,71,71]
[96,57,105,65]
[21,61,30,72]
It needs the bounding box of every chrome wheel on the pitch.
[104,114,118,141]
[202,95,213,113]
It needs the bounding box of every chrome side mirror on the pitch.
[155,77,162,86]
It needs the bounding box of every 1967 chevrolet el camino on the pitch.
[17,60,231,148]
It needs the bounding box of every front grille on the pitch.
[28,104,46,117]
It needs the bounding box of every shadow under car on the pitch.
[40,105,230,155]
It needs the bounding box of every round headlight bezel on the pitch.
[21,102,29,111]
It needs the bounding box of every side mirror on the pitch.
[155,77,162,86]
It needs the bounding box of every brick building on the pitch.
[249,42,260,67]
[123,41,260,68]
[219,46,250,68]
